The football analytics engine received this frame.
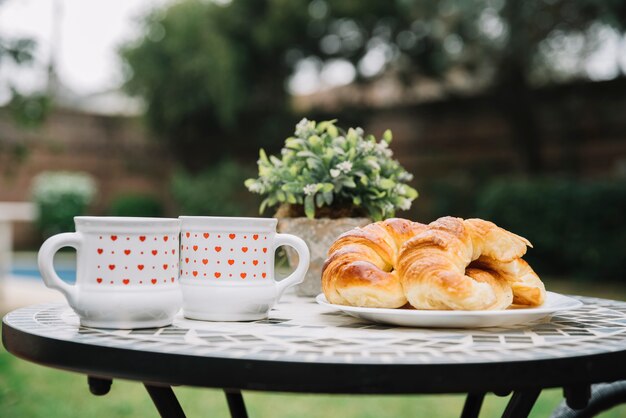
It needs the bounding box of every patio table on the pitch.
[4,293,626,418]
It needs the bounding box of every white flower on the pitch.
[357,140,375,153]
[355,127,364,136]
[248,182,263,193]
[376,140,393,157]
[382,202,394,213]
[295,118,314,138]
[398,171,414,182]
[336,161,353,173]
[398,198,412,211]
[330,161,352,178]
[303,184,317,196]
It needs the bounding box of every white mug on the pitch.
[179,216,310,321]
[38,216,182,328]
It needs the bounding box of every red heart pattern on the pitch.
[91,233,179,286]
[179,230,271,281]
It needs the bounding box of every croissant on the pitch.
[321,218,427,308]
[322,216,545,311]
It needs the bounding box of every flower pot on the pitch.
[277,217,371,297]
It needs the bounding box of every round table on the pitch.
[4,293,626,418]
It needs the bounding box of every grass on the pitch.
[2,278,626,417]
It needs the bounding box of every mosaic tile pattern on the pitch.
[5,294,626,364]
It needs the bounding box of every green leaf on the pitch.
[323,191,333,205]
[379,178,395,189]
[315,193,324,207]
[296,150,318,158]
[286,192,297,204]
[383,129,393,143]
[276,190,286,202]
[341,178,357,188]
[405,186,418,199]
[322,183,334,193]
[281,182,302,193]
[308,135,322,147]
[352,196,362,205]
[304,194,315,219]
[259,149,269,163]
[326,124,338,138]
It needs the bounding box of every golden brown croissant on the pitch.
[322,216,545,311]
[321,218,427,308]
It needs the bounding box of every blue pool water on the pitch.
[11,267,76,284]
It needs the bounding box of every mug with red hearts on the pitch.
[179,216,310,321]
[38,217,182,328]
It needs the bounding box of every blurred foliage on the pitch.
[120,0,626,171]
[0,4,50,130]
[108,194,164,217]
[171,159,258,217]
[7,88,51,129]
[476,179,626,280]
[31,171,97,238]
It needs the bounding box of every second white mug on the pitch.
[178,216,310,321]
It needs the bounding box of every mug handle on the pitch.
[38,232,82,307]
[273,233,310,300]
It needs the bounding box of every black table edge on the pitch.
[4,320,626,395]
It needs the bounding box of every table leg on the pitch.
[501,389,541,418]
[87,376,112,395]
[224,389,248,418]
[461,393,485,418]
[563,384,591,410]
[144,384,186,418]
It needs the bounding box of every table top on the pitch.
[4,293,626,394]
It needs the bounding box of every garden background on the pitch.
[1,0,626,416]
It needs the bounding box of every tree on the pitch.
[121,0,626,172]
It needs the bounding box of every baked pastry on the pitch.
[398,217,544,310]
[322,218,427,308]
[322,216,545,310]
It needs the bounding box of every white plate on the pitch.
[315,292,583,328]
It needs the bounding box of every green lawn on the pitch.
[2,278,626,417]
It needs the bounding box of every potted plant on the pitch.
[245,118,418,296]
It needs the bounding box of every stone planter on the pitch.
[277,217,371,297]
